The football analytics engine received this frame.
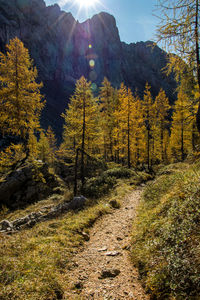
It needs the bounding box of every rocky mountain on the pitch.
[0,0,176,138]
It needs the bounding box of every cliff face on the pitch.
[0,0,176,137]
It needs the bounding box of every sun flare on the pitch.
[75,0,99,8]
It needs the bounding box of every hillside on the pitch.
[0,0,176,136]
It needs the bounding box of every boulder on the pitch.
[0,220,13,231]
[68,195,87,210]
[0,163,60,209]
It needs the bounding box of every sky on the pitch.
[44,0,158,44]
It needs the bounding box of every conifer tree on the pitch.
[99,77,115,161]
[46,126,57,165]
[28,131,39,161]
[154,88,170,162]
[142,83,155,169]
[62,76,99,186]
[37,131,50,163]
[170,89,193,161]
[130,93,146,166]
[0,37,44,139]
[156,0,200,131]
[0,37,44,164]
[113,83,128,165]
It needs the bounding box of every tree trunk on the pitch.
[127,97,131,168]
[195,0,200,132]
[74,148,79,196]
[181,120,184,161]
[81,95,86,189]
[147,129,150,170]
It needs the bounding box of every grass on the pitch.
[131,162,200,299]
[0,168,145,300]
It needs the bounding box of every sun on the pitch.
[75,0,99,8]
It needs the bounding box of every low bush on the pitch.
[104,167,136,179]
[83,175,117,198]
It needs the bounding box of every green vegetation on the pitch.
[131,162,200,299]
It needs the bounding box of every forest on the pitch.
[0,0,200,299]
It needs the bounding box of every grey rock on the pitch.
[0,163,60,209]
[68,195,87,210]
[0,220,13,230]
[12,216,30,227]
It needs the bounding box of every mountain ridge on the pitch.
[0,0,176,137]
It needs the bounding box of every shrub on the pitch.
[83,175,116,198]
[104,167,136,179]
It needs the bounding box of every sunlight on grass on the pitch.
[131,162,200,299]
[0,173,142,299]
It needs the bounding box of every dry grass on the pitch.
[0,176,137,300]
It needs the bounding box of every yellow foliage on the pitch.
[0,37,45,139]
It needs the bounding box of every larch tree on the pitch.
[99,77,115,161]
[130,93,146,166]
[62,76,99,187]
[0,37,44,140]
[142,83,155,169]
[37,131,50,163]
[0,37,44,163]
[154,88,170,162]
[170,89,193,161]
[113,83,128,165]
[46,126,57,165]
[156,0,200,131]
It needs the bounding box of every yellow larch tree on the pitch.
[130,93,146,167]
[46,126,57,165]
[170,89,193,161]
[0,37,44,167]
[113,83,129,165]
[154,88,170,163]
[142,83,155,169]
[99,77,115,161]
[62,76,100,186]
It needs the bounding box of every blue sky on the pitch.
[44,0,158,44]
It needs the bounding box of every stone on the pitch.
[105,251,121,256]
[98,247,108,252]
[81,231,90,241]
[13,216,30,227]
[109,199,120,209]
[68,195,87,210]
[99,269,120,279]
[0,220,13,231]
[0,163,60,209]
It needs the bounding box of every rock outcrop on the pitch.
[0,0,176,137]
[0,195,87,233]
[0,162,60,209]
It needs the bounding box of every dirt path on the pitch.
[64,188,149,300]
